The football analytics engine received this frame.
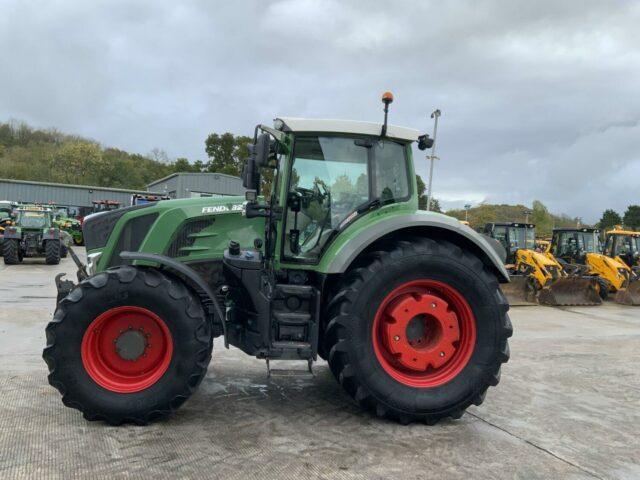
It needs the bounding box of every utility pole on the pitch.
[426,109,441,212]
[464,204,471,222]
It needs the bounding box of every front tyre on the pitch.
[324,237,512,424]
[43,266,213,425]
[3,239,19,265]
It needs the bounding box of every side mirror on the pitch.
[254,133,271,168]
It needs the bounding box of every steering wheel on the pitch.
[294,183,331,252]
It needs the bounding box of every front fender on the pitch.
[319,209,509,282]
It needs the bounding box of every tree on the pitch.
[598,209,622,231]
[623,205,640,230]
[49,141,103,184]
[531,200,553,235]
[416,174,427,210]
[204,132,251,176]
[429,198,442,213]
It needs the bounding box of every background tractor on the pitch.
[53,206,83,246]
[551,228,640,305]
[484,222,601,306]
[44,95,512,426]
[3,207,62,265]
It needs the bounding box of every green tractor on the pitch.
[53,206,84,246]
[44,94,512,425]
[3,207,62,265]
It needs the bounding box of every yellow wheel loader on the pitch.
[484,223,601,306]
[551,228,640,306]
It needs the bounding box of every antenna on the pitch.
[380,91,394,137]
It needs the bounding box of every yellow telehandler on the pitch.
[550,227,640,306]
[484,222,601,306]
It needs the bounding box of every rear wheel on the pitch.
[3,239,19,265]
[60,244,68,258]
[45,240,60,265]
[43,266,213,425]
[324,237,512,424]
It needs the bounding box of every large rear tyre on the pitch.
[45,240,60,265]
[3,239,19,265]
[43,266,213,425]
[324,237,512,424]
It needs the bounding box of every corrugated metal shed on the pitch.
[0,178,152,208]
[147,173,246,198]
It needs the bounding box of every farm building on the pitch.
[0,173,245,216]
[146,172,246,199]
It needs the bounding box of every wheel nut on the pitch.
[431,303,437,308]
[393,335,400,341]
[439,351,445,357]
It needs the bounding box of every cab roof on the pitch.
[274,117,422,143]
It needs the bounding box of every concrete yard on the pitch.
[0,251,638,480]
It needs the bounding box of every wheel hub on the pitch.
[381,293,460,371]
[115,328,148,361]
[81,306,173,393]
[372,279,477,388]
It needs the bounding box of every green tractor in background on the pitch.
[3,207,62,265]
[45,94,512,425]
[53,205,84,246]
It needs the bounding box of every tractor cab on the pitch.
[483,222,535,264]
[604,228,640,268]
[550,228,601,264]
[241,116,431,262]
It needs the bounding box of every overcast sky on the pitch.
[1,0,639,221]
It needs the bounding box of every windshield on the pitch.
[508,226,535,250]
[56,207,69,218]
[18,211,49,229]
[613,235,639,256]
[556,231,599,256]
[285,136,410,259]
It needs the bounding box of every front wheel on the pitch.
[3,239,19,265]
[43,266,213,425]
[324,237,512,424]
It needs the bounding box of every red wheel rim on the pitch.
[372,280,476,388]
[81,306,173,393]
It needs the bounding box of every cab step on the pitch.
[266,358,315,378]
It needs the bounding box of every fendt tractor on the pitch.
[484,222,600,306]
[551,228,640,305]
[3,207,62,265]
[44,94,512,425]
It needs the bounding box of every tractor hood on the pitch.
[87,195,264,273]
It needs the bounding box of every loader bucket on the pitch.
[613,280,640,306]
[538,277,602,306]
[501,274,537,306]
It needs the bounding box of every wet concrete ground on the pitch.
[0,251,638,479]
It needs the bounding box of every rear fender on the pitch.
[321,212,509,282]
